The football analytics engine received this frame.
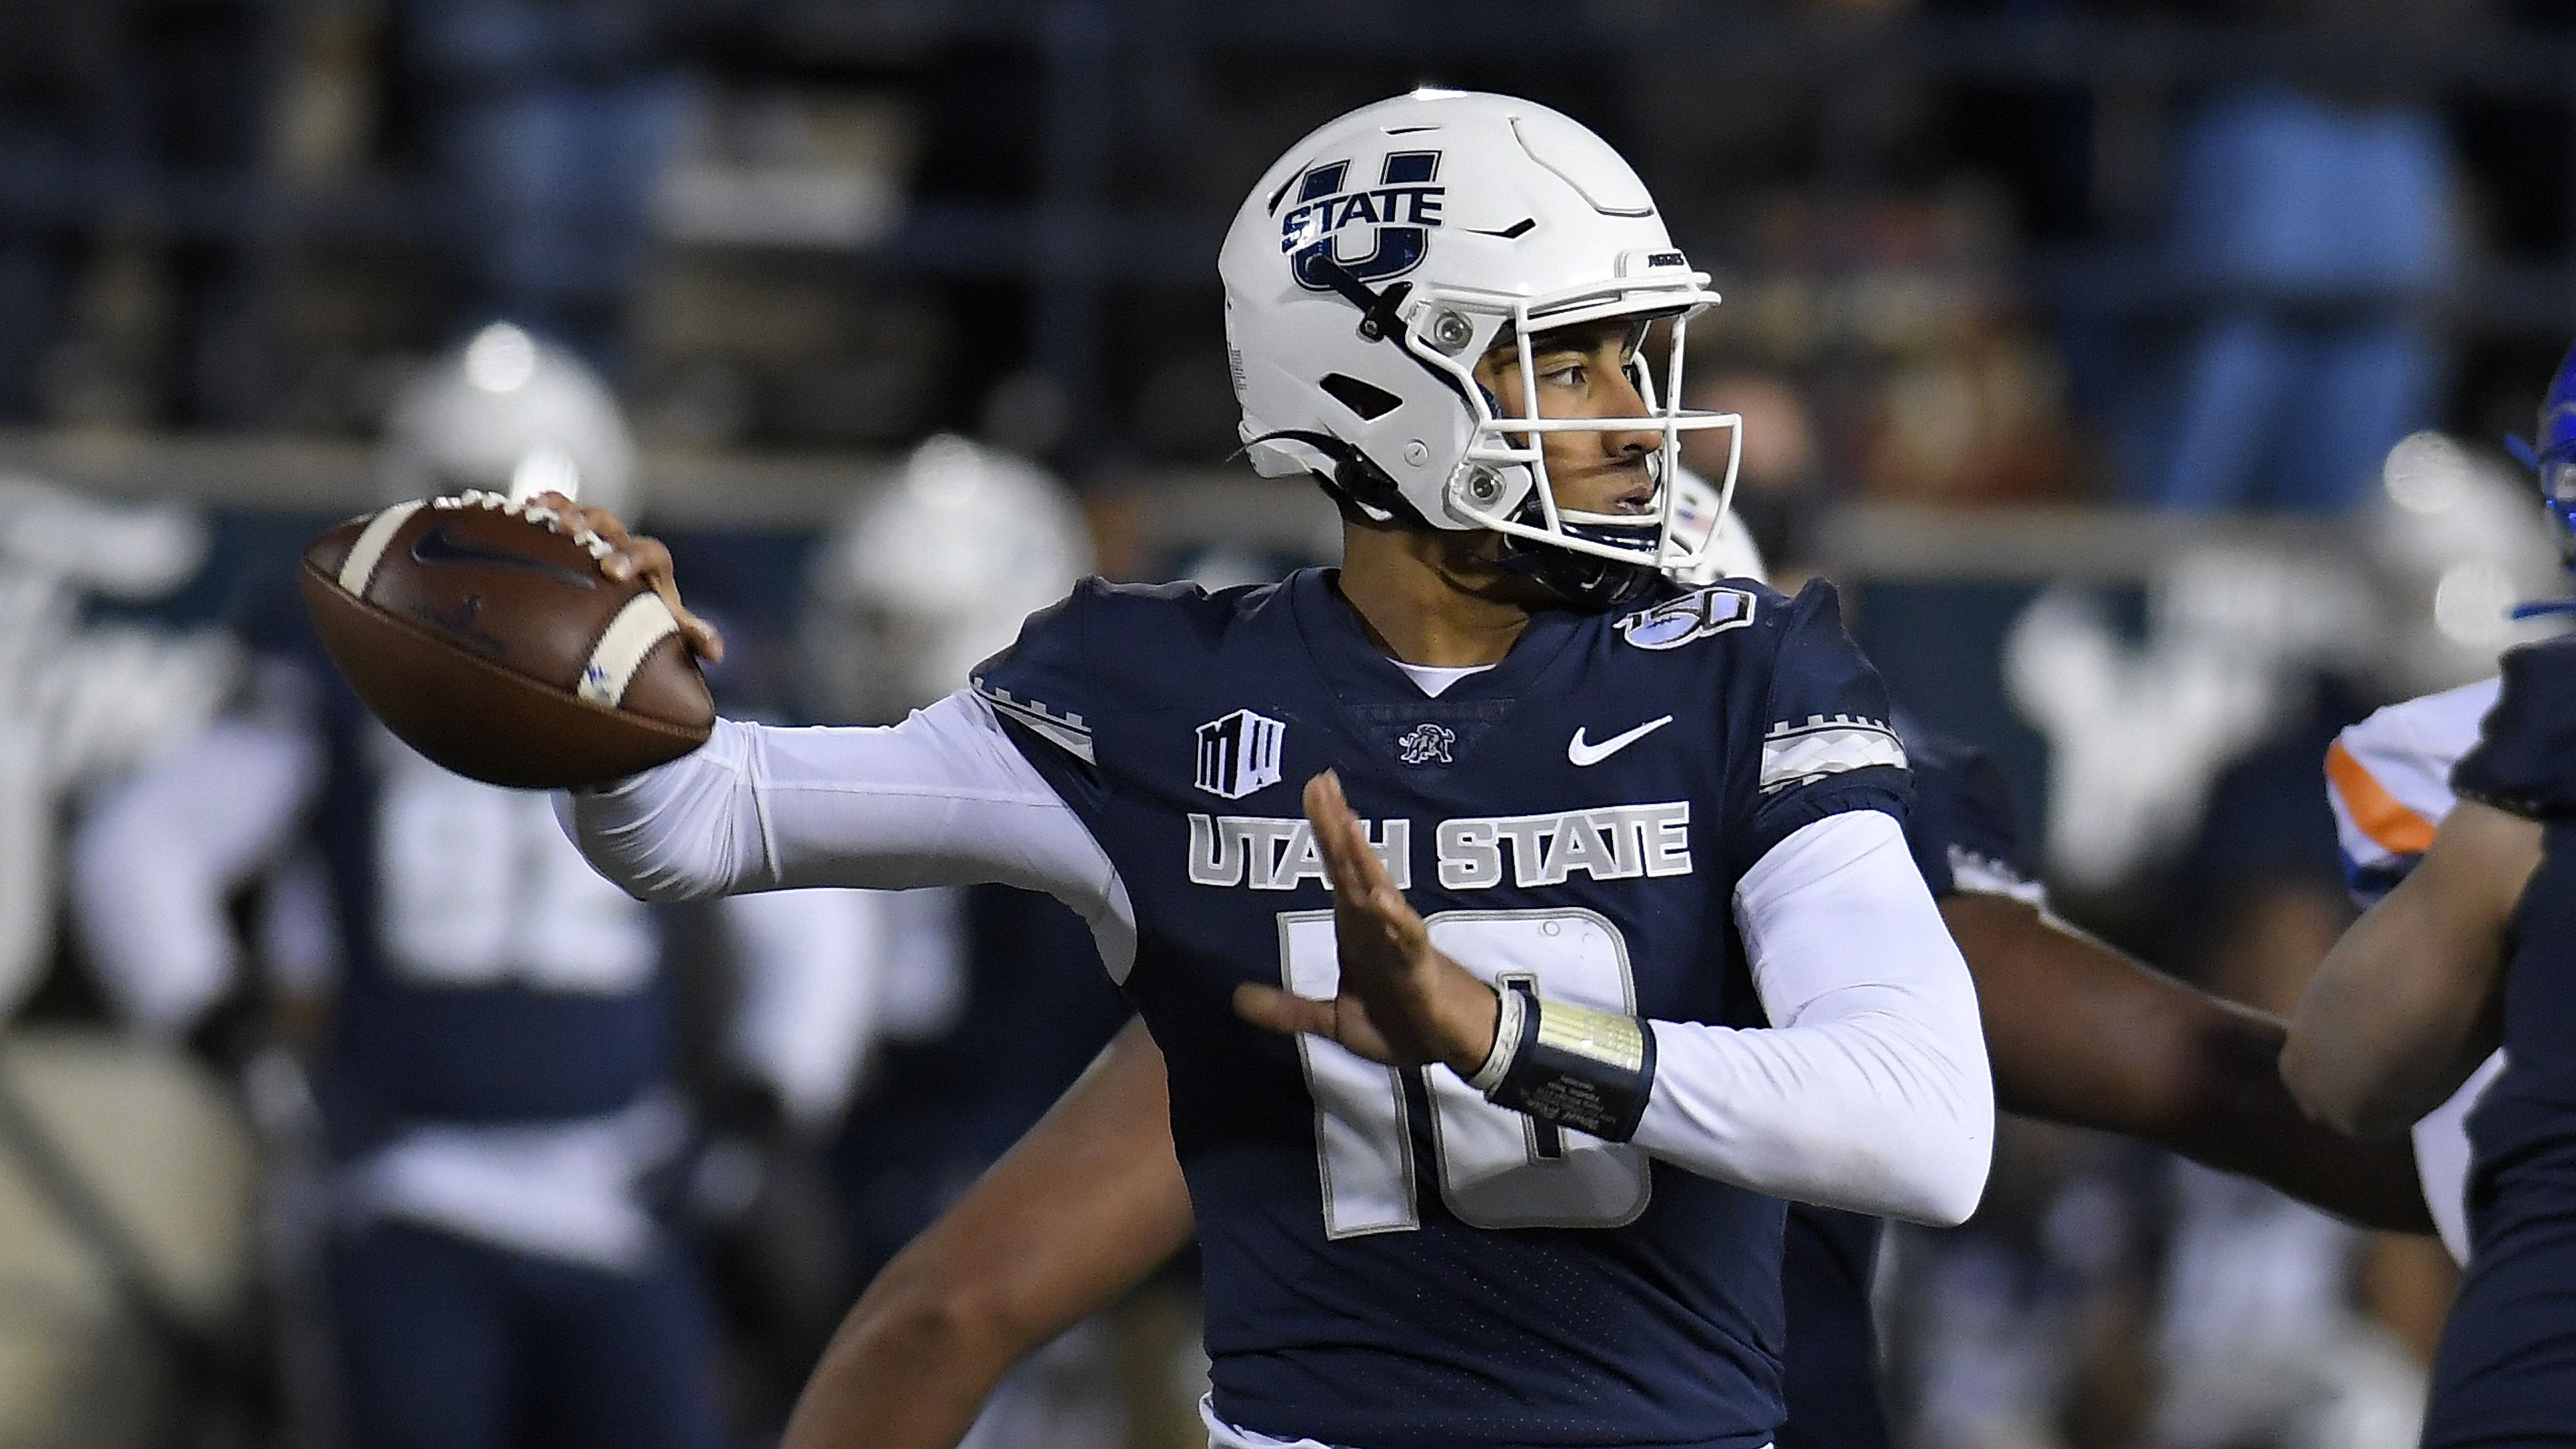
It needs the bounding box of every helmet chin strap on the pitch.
[1493,513,1663,610]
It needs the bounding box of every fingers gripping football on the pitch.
[1232,771,1502,1074]
[529,492,726,664]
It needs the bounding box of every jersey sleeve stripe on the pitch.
[2325,737,2437,857]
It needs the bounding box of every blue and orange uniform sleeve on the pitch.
[2324,678,2497,906]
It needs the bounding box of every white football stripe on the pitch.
[336,499,425,597]
[1760,724,1907,793]
[577,592,681,708]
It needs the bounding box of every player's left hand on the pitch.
[1234,771,1501,1075]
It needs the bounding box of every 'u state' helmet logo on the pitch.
[1280,151,1444,292]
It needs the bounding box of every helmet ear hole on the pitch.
[1320,374,1403,422]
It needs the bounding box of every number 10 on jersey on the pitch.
[1277,908,1652,1236]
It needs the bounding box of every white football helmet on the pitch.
[379,323,641,519]
[1664,466,1766,587]
[805,435,1094,723]
[1220,90,1741,604]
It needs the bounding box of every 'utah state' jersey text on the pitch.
[978,568,1908,1449]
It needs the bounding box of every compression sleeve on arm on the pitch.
[1631,809,1995,1226]
[561,690,1137,978]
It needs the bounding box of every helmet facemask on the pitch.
[1397,274,1743,603]
[2539,403,2576,558]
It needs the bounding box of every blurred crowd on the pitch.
[9,1,2576,1447]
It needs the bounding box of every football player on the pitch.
[71,327,882,1449]
[555,90,1998,1448]
[2285,345,2576,1448]
[771,554,2443,1449]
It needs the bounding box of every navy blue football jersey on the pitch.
[1777,722,2027,1449]
[977,567,1910,1449]
[2425,635,2576,1446]
[237,586,674,1158]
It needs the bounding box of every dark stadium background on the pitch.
[4,1,2567,1445]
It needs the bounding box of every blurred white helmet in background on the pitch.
[1662,466,1766,587]
[378,323,640,519]
[806,435,1094,723]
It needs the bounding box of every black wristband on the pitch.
[1487,987,1658,1142]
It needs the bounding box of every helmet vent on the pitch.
[1320,374,1403,422]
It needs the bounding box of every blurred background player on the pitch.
[800,432,1133,1447]
[68,323,883,1449]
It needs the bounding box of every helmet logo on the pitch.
[1282,152,1444,292]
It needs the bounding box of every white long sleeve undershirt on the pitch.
[1638,808,1992,1225]
[563,692,1992,1225]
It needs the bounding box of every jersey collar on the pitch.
[1287,566,1589,708]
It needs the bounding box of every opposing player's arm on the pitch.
[2283,798,2538,1138]
[782,1020,1191,1449]
[1946,892,2431,1232]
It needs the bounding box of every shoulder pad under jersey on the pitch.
[1902,727,2039,904]
[969,576,1251,765]
[2455,636,2576,821]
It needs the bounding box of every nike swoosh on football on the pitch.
[1568,714,1674,767]
[409,521,598,589]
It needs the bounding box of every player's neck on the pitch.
[1336,523,1533,667]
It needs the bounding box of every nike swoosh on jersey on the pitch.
[409,521,599,589]
[1568,714,1674,766]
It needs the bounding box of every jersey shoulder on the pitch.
[2454,636,2576,820]
[1898,724,2037,903]
[2325,676,2497,902]
[971,575,1277,763]
[1613,577,1911,863]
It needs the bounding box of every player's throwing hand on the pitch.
[1232,771,1501,1075]
[528,491,727,664]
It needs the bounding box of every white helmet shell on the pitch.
[807,435,1095,722]
[1220,90,1741,578]
[379,323,640,519]
[1662,466,1767,588]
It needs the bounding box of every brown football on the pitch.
[298,492,714,789]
